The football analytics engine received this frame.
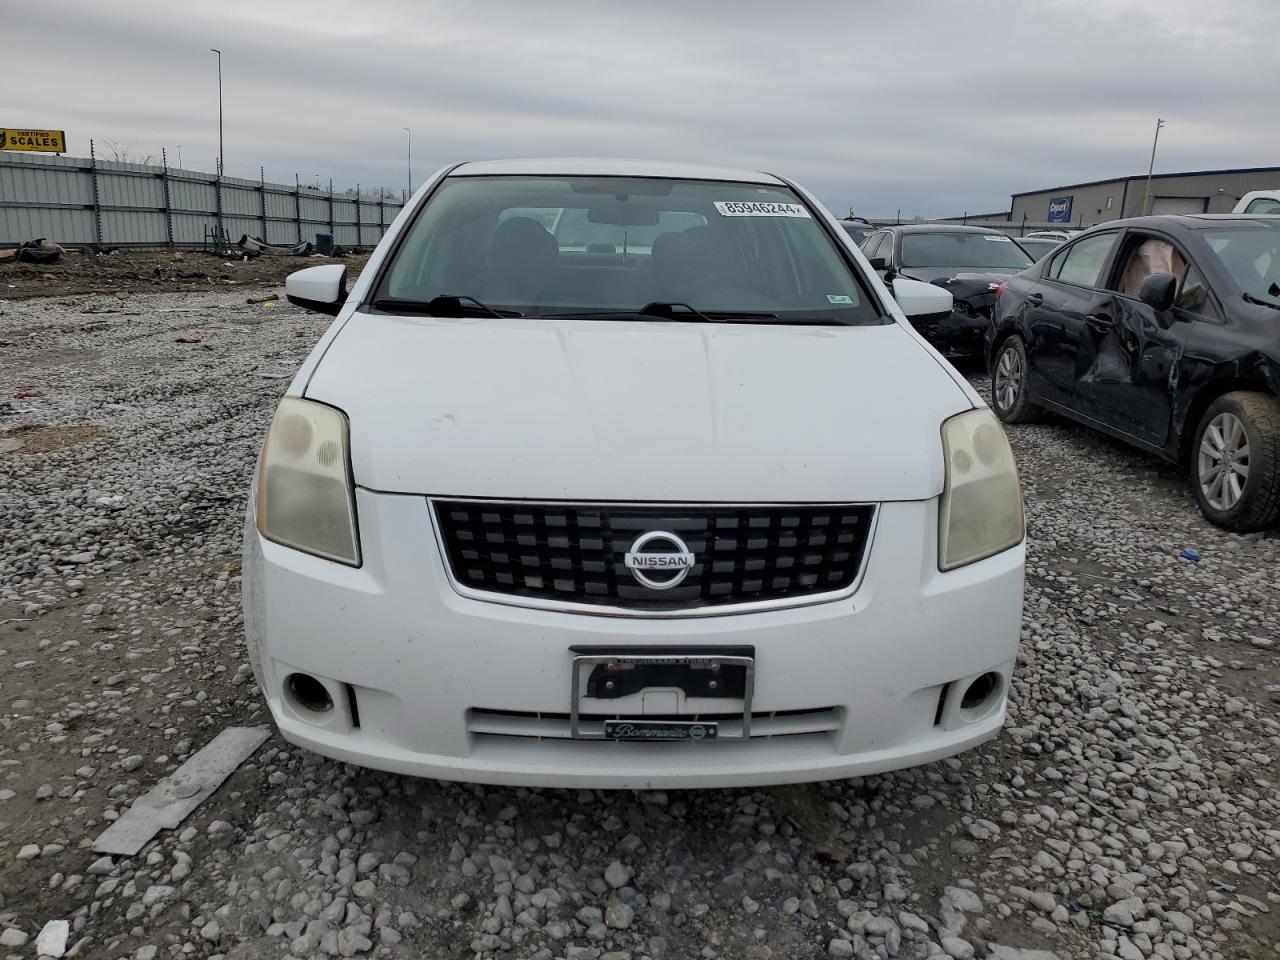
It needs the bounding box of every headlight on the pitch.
[256,397,360,566]
[938,408,1023,571]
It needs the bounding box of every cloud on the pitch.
[7,0,1277,216]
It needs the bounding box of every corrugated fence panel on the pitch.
[0,162,93,205]
[223,216,261,240]
[0,206,96,245]
[265,220,298,245]
[99,173,164,209]
[101,209,167,245]
[2,154,400,247]
[173,213,218,245]
[222,186,260,217]
[298,196,329,222]
[264,192,294,218]
[170,178,217,215]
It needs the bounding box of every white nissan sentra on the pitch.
[242,159,1025,789]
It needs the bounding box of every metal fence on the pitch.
[0,142,404,250]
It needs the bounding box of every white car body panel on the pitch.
[1233,190,1280,214]
[305,318,966,502]
[243,492,1023,789]
[246,158,1025,788]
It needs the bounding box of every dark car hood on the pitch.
[898,266,1024,284]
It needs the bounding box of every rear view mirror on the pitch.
[587,200,660,226]
[891,277,954,318]
[286,264,348,316]
[1138,272,1177,312]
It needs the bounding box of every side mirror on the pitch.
[892,277,954,318]
[868,256,888,271]
[1138,272,1177,312]
[286,264,348,315]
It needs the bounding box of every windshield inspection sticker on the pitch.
[826,294,854,304]
[983,234,1013,241]
[714,201,811,218]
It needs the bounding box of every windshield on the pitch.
[1202,222,1280,306]
[901,232,1034,269]
[378,176,881,324]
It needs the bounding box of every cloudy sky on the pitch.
[8,0,1277,216]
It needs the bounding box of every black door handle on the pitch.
[1085,313,1114,333]
[1026,292,1044,307]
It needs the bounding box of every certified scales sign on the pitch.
[0,128,67,153]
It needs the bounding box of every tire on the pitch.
[990,336,1041,424]
[1190,391,1280,531]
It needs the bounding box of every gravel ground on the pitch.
[1,289,1277,960]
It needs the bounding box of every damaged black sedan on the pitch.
[860,224,1034,358]
[988,214,1280,531]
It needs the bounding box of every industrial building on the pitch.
[1007,165,1280,228]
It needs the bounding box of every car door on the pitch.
[1080,230,1201,447]
[1021,231,1121,407]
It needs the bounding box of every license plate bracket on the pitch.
[568,646,754,740]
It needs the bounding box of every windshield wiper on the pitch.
[539,305,781,322]
[372,295,521,318]
[1242,292,1280,311]
[638,301,717,322]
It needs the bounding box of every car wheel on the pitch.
[1191,392,1280,531]
[991,336,1040,424]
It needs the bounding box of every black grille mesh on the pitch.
[433,501,874,610]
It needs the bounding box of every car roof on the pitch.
[885,224,1009,235]
[1080,213,1280,232]
[448,158,784,185]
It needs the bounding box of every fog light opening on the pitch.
[933,682,952,727]
[344,683,361,729]
[285,673,334,715]
[960,672,1002,712]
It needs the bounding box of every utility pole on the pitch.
[211,48,224,174]
[1142,118,1165,216]
[403,127,412,197]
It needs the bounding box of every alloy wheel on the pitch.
[995,345,1022,412]
[1198,412,1250,511]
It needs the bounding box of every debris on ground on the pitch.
[174,330,214,343]
[93,727,270,856]
[0,247,372,298]
[237,235,313,257]
[35,919,69,958]
[3,238,65,265]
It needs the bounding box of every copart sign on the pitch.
[0,129,67,153]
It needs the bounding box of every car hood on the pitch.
[899,266,1025,284]
[304,315,972,502]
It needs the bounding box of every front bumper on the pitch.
[243,491,1024,789]
[908,308,992,358]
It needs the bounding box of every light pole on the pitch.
[1141,118,1165,216]
[403,127,412,197]
[210,48,224,175]
[176,144,182,168]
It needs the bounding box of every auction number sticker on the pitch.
[826,294,854,304]
[983,235,1013,242]
[715,201,811,218]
